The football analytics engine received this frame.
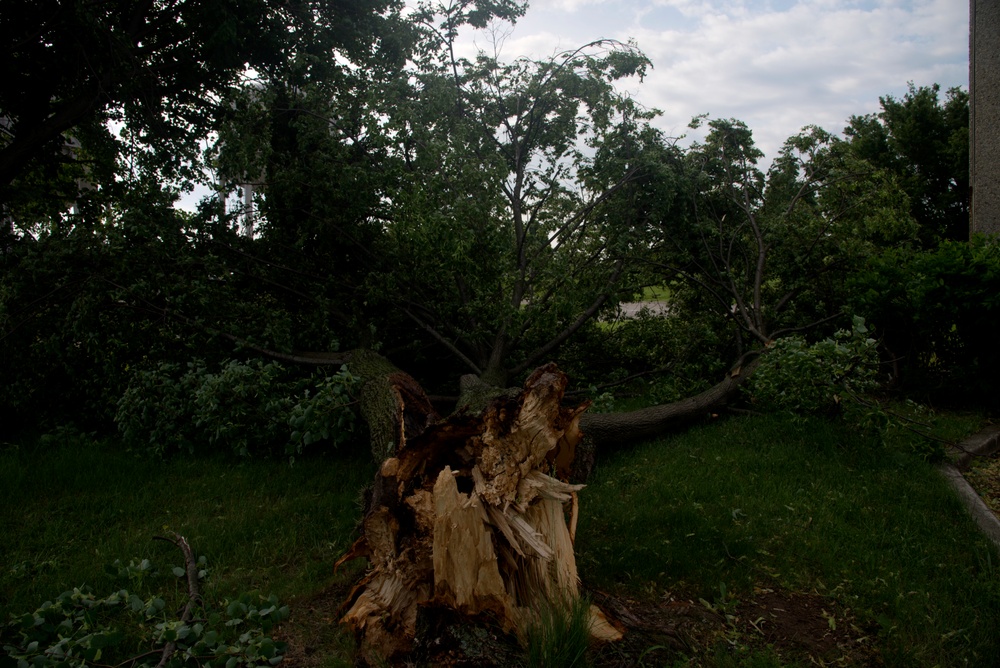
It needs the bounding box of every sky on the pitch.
[181,0,968,210]
[454,0,969,162]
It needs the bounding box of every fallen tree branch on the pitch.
[152,533,202,668]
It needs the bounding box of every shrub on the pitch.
[115,360,356,457]
[849,236,1000,403]
[747,316,881,417]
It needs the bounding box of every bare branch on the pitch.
[403,307,483,376]
[152,533,201,668]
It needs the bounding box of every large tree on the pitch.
[361,1,689,391]
[0,0,412,431]
[0,0,409,229]
[843,83,969,246]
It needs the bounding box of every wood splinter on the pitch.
[337,363,623,664]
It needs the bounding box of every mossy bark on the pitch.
[344,349,438,462]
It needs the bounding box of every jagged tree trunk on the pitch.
[348,349,439,462]
[335,363,621,665]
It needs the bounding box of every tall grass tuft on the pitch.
[521,594,592,668]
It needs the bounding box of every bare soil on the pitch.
[963,448,1000,518]
[276,579,880,666]
[592,585,878,667]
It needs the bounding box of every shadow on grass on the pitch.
[4,414,999,666]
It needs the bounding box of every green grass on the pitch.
[1,437,374,616]
[577,414,1000,666]
[521,595,592,668]
[3,414,999,666]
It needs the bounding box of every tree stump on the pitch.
[336,363,621,664]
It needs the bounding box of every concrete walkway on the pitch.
[617,301,671,318]
[939,425,1000,550]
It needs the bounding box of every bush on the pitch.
[747,316,881,417]
[849,236,1000,403]
[115,360,356,457]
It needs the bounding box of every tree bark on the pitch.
[580,358,757,446]
[572,357,759,480]
[336,363,621,665]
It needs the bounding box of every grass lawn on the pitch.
[640,286,672,301]
[2,414,999,666]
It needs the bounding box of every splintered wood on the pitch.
[337,363,622,664]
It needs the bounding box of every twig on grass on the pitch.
[152,533,202,668]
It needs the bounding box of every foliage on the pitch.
[0,177,348,437]
[0,0,972,440]
[657,119,917,355]
[557,305,734,407]
[363,1,689,386]
[843,83,969,245]
[1,555,289,668]
[746,316,881,417]
[0,0,410,438]
[115,360,356,457]
[0,184,204,434]
[208,11,413,350]
[849,235,1000,403]
[0,0,409,219]
[286,368,359,458]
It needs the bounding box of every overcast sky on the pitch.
[183,0,968,210]
[457,0,969,163]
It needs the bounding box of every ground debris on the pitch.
[337,363,619,665]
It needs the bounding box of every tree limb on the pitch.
[152,533,201,668]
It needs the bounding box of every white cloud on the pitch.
[487,0,968,161]
[529,0,611,11]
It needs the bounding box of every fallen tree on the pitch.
[237,344,760,472]
[334,363,622,665]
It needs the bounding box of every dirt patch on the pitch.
[273,578,357,668]
[733,587,878,664]
[588,588,725,666]
[963,449,1000,517]
[590,585,878,666]
[275,580,879,666]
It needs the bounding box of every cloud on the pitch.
[528,0,614,12]
[490,0,968,161]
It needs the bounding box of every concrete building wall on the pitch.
[971,0,1000,235]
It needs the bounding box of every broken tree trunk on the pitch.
[337,362,621,665]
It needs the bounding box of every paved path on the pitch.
[618,301,671,318]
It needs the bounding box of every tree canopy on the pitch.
[0,0,986,441]
[843,83,969,246]
[0,0,409,229]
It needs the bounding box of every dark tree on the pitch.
[0,0,409,219]
[844,83,969,246]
